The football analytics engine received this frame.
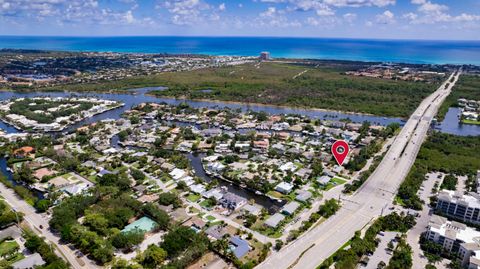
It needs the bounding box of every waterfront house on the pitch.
[275,182,294,194]
[240,204,261,217]
[220,192,247,210]
[33,168,57,181]
[202,188,224,201]
[13,146,35,159]
[170,168,187,180]
[206,162,226,174]
[190,184,206,194]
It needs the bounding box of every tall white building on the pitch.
[260,51,270,61]
[426,215,480,268]
[436,190,480,224]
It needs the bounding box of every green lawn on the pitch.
[331,177,347,185]
[0,252,24,266]
[461,119,480,125]
[187,194,201,203]
[188,207,200,214]
[266,191,284,199]
[0,240,19,257]
[199,200,214,209]
[320,177,348,191]
[255,226,283,238]
[165,181,176,188]
[394,193,407,207]
[204,215,216,222]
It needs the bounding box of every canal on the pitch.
[434,107,480,136]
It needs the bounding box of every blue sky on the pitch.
[0,0,479,40]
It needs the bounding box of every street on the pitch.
[0,181,98,269]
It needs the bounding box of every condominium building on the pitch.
[426,215,480,268]
[436,190,480,224]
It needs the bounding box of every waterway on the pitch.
[187,153,285,213]
[1,87,478,136]
[0,87,405,135]
[109,133,284,212]
[434,107,480,136]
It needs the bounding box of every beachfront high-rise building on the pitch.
[260,52,270,61]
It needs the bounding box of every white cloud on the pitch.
[407,0,480,24]
[343,12,357,23]
[124,10,134,24]
[218,3,226,11]
[162,0,212,25]
[402,12,417,20]
[256,6,302,27]
[306,15,338,27]
[323,0,395,7]
[281,1,335,17]
[0,0,155,27]
[375,10,395,24]
[417,1,447,14]
[262,0,394,18]
[0,0,64,17]
[260,6,277,17]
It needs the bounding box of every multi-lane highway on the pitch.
[258,70,461,269]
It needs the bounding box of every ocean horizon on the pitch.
[1,36,480,65]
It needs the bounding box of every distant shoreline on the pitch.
[1,36,479,65]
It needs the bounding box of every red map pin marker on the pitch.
[331,140,349,166]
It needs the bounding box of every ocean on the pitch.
[1,36,480,65]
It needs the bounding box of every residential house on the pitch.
[264,213,285,228]
[220,193,247,210]
[296,191,313,203]
[241,204,262,216]
[275,182,294,194]
[229,236,250,259]
[206,225,227,241]
[295,168,312,181]
[12,253,45,269]
[13,146,35,158]
[282,201,300,216]
[316,175,332,186]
